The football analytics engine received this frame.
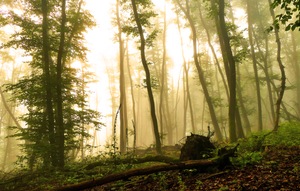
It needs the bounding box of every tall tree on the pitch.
[174,0,223,141]
[42,0,57,166]
[124,0,162,154]
[217,0,238,142]
[246,0,263,131]
[2,0,101,169]
[56,0,67,168]
[116,0,128,154]
[269,0,286,131]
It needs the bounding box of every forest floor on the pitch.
[92,145,300,191]
[2,124,300,191]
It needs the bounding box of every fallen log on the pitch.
[85,155,180,170]
[54,144,239,191]
[54,159,215,191]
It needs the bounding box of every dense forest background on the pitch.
[0,0,299,172]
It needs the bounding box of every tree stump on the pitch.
[180,133,216,161]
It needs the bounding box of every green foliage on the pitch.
[265,121,300,146]
[232,121,300,167]
[1,0,102,169]
[177,174,187,191]
[231,131,269,167]
[120,0,158,48]
[151,172,168,190]
[231,151,263,167]
[272,0,300,31]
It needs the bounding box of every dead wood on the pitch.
[85,155,180,170]
[55,144,238,191]
[54,159,215,191]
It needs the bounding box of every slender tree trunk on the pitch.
[198,2,229,100]
[130,0,162,154]
[175,12,195,136]
[159,1,173,144]
[116,0,128,154]
[42,0,57,167]
[125,39,137,149]
[290,31,300,118]
[0,87,22,130]
[218,0,237,142]
[268,0,286,131]
[253,31,276,125]
[55,0,67,168]
[236,64,251,134]
[247,0,263,131]
[175,0,223,141]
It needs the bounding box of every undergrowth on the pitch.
[232,121,300,167]
[1,122,300,190]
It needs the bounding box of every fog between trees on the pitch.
[0,0,299,170]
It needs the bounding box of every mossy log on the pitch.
[85,155,180,170]
[54,144,238,191]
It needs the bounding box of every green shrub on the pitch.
[265,121,300,146]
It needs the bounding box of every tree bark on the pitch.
[198,2,229,100]
[116,0,128,154]
[253,31,276,126]
[130,0,162,154]
[126,39,137,150]
[290,31,300,118]
[175,11,195,136]
[42,0,57,167]
[175,0,223,141]
[55,144,238,191]
[56,0,67,168]
[55,160,214,191]
[268,0,286,131]
[247,0,263,131]
[218,0,237,142]
[0,86,22,130]
[236,64,251,134]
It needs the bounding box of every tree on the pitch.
[174,0,223,141]
[269,0,286,131]
[115,0,129,154]
[2,0,102,169]
[246,0,263,131]
[122,0,162,154]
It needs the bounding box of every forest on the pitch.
[0,0,300,190]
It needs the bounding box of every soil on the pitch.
[92,146,300,191]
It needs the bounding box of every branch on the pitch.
[0,86,22,130]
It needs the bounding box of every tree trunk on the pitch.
[268,0,286,131]
[175,12,195,137]
[290,31,300,118]
[126,39,137,150]
[0,87,22,130]
[116,0,128,154]
[130,0,162,154]
[175,0,223,141]
[198,2,229,100]
[236,64,251,134]
[159,1,173,145]
[247,0,263,131]
[42,0,57,167]
[56,146,237,191]
[56,0,67,168]
[253,31,276,126]
[218,0,237,142]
